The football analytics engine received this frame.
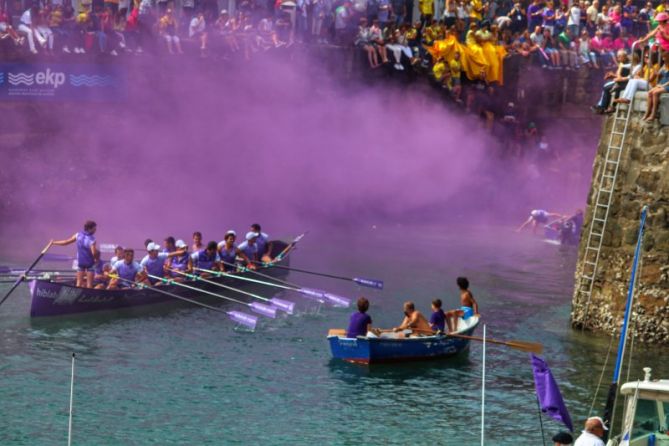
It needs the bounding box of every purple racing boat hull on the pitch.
[29,241,290,317]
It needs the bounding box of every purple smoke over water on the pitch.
[0,56,599,255]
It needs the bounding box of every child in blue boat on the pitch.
[429,299,447,333]
[346,297,373,338]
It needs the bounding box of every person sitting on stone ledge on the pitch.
[642,50,669,122]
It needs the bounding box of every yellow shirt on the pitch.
[419,0,434,15]
[449,58,461,78]
[433,61,446,79]
[469,0,483,20]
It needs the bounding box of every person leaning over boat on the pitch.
[140,242,185,286]
[393,301,432,336]
[251,223,273,263]
[445,277,479,334]
[516,209,564,233]
[573,417,607,446]
[168,239,191,281]
[51,220,98,288]
[346,297,373,338]
[217,230,255,272]
[191,241,220,277]
[108,249,146,289]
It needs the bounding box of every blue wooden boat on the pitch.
[328,316,479,364]
[28,240,290,318]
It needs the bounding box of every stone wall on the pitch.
[571,109,669,343]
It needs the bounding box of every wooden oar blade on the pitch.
[353,277,384,289]
[227,311,258,330]
[506,340,544,354]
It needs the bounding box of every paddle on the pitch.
[0,241,52,309]
[254,262,384,290]
[167,268,295,314]
[145,273,277,319]
[109,274,258,330]
[327,328,543,353]
[196,265,350,307]
[271,232,307,262]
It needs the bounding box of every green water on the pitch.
[1,226,667,445]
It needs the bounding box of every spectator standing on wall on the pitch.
[567,1,580,37]
[585,0,598,36]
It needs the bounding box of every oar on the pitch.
[167,268,295,314]
[68,353,75,446]
[0,241,52,309]
[196,265,350,307]
[271,232,307,262]
[253,262,383,290]
[109,274,258,330]
[145,273,277,319]
[326,327,543,353]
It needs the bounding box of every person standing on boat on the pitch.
[217,230,255,272]
[140,242,185,286]
[445,277,479,334]
[517,209,564,233]
[191,241,220,277]
[251,224,273,263]
[168,240,191,281]
[574,417,607,446]
[108,249,146,289]
[346,297,373,338]
[393,301,432,336]
[51,220,98,288]
[429,299,447,333]
[192,231,204,253]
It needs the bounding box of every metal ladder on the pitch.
[576,100,634,327]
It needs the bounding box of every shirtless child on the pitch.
[393,301,432,336]
[445,277,479,333]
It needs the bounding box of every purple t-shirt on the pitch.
[346,312,372,338]
[430,309,446,332]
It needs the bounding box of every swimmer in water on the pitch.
[517,209,563,233]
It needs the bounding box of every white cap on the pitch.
[175,239,187,248]
[226,230,237,237]
[147,242,161,251]
[245,231,259,241]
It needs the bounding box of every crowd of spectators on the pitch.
[1,0,667,59]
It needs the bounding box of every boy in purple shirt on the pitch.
[346,297,372,338]
[429,298,447,333]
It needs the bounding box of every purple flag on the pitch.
[531,354,574,432]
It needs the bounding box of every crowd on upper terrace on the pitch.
[0,0,667,60]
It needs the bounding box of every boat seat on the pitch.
[454,315,479,333]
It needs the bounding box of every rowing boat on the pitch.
[327,315,479,364]
[28,240,290,317]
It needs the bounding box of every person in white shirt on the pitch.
[189,12,207,56]
[18,6,38,53]
[574,416,607,446]
[567,3,581,36]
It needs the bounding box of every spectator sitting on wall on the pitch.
[158,8,183,54]
[0,6,24,46]
[189,12,208,56]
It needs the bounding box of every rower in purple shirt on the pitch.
[140,242,170,285]
[51,220,98,288]
[250,223,273,263]
[190,241,220,277]
[168,239,191,281]
[108,249,146,289]
[346,297,373,338]
[217,230,255,272]
[238,232,260,266]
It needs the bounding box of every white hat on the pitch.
[589,416,609,431]
[245,231,259,241]
[226,230,237,237]
[175,239,187,248]
[147,242,161,251]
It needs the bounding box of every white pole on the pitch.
[68,353,75,446]
[481,324,486,446]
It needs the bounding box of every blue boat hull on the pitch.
[328,319,479,364]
